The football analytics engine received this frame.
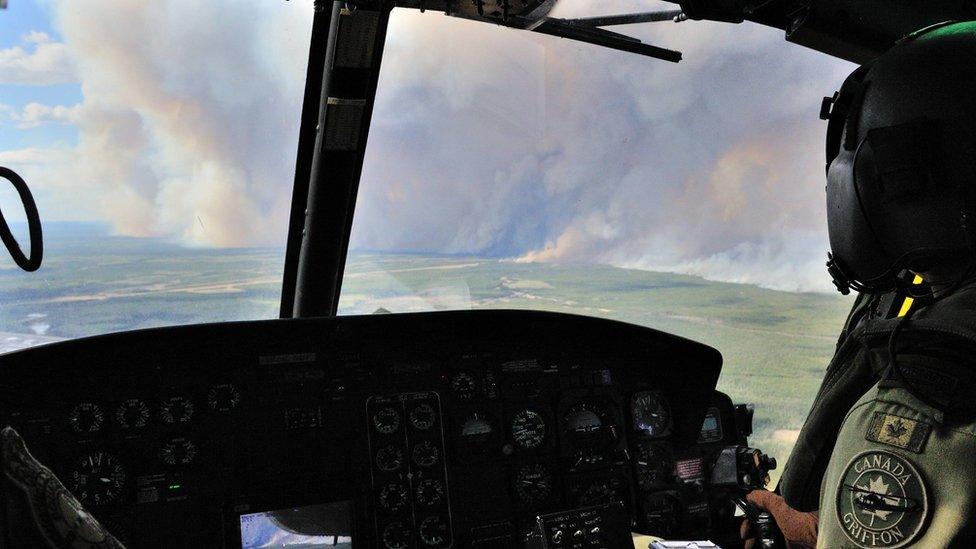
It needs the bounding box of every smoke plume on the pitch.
[5,1,853,290]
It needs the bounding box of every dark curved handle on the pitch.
[0,166,43,272]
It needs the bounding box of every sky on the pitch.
[0,0,855,292]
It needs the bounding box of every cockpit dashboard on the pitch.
[0,310,753,548]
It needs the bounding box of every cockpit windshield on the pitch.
[0,1,312,351]
[2,0,855,476]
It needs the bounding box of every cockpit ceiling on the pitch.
[674,0,976,63]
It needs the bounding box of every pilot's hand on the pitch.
[740,489,818,549]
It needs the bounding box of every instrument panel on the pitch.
[0,310,733,548]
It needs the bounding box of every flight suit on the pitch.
[779,283,976,548]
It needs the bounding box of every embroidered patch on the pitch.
[836,450,928,548]
[865,413,930,453]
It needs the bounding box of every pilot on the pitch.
[744,20,976,549]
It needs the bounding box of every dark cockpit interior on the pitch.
[0,310,761,547]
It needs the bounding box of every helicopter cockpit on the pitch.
[0,1,968,547]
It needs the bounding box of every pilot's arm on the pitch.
[1,427,125,549]
[814,355,976,549]
[747,338,976,549]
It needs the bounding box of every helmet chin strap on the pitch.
[826,252,855,295]
[826,251,888,295]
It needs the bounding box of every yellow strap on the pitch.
[897,274,926,317]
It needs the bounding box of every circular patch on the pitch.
[836,450,928,548]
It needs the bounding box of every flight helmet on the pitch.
[823,21,976,294]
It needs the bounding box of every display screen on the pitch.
[240,501,353,548]
[697,407,723,443]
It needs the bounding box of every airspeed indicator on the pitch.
[510,409,547,450]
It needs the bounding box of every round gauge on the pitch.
[115,399,149,430]
[375,445,404,472]
[579,477,625,507]
[631,391,672,438]
[563,402,616,449]
[381,521,411,549]
[160,437,197,466]
[642,491,681,538]
[159,396,194,425]
[378,482,409,512]
[636,443,674,490]
[409,403,437,431]
[515,463,552,504]
[207,383,240,412]
[449,372,476,399]
[69,403,104,434]
[418,515,450,547]
[416,478,444,506]
[565,404,603,433]
[70,451,126,506]
[458,412,494,442]
[412,440,440,468]
[373,407,401,435]
[511,410,547,450]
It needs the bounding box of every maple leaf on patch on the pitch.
[857,475,896,523]
[867,475,890,497]
[886,419,908,439]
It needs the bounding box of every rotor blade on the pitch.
[561,10,685,27]
[531,18,682,62]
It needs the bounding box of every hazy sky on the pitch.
[0,0,855,291]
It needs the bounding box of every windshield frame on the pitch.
[281,3,394,319]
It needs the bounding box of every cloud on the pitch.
[23,31,53,44]
[351,3,855,291]
[0,31,75,85]
[10,0,314,246]
[0,147,68,165]
[0,102,83,128]
[4,0,855,291]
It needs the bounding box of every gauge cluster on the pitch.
[51,384,242,513]
[367,392,453,549]
[0,309,727,548]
